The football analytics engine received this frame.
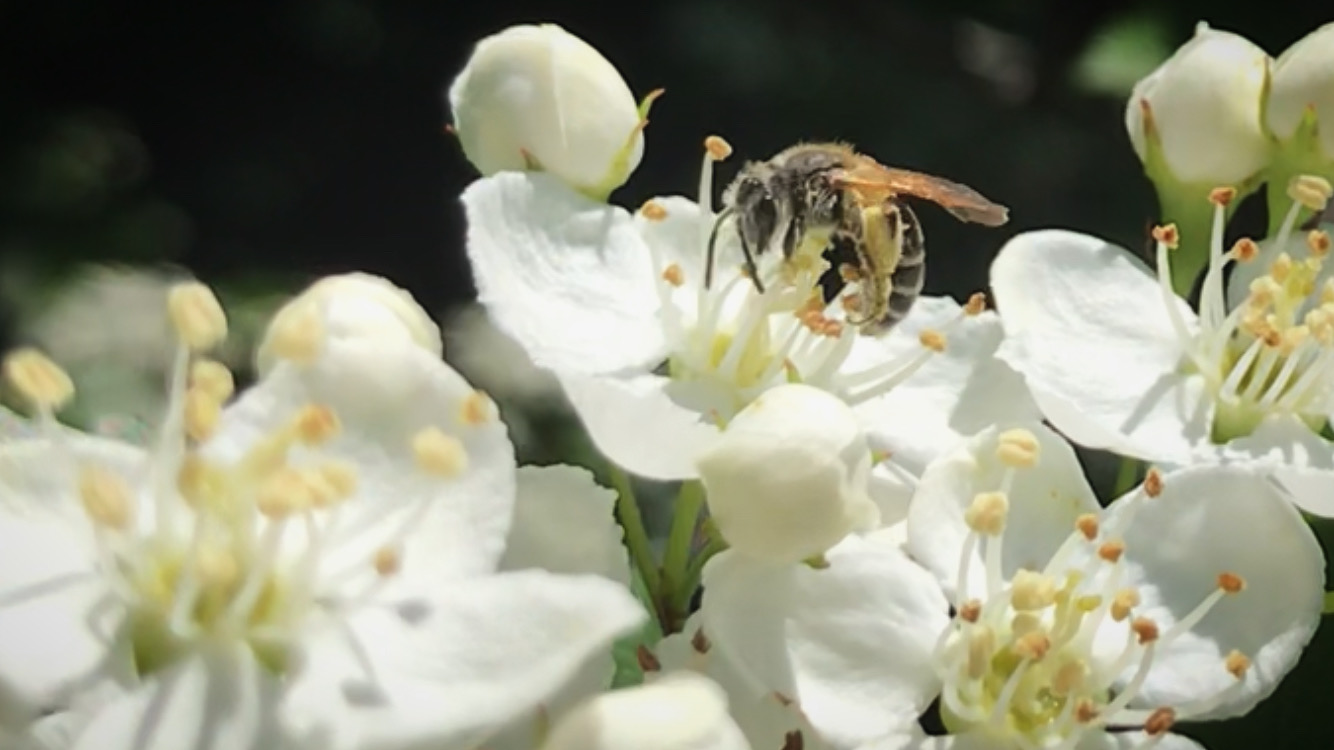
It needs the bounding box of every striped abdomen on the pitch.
[838,200,926,336]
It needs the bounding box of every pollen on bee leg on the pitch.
[1208,187,1237,207]
[919,329,946,352]
[460,389,495,426]
[1151,224,1180,250]
[1287,175,1333,212]
[661,263,685,287]
[373,546,401,577]
[412,426,468,477]
[964,292,987,316]
[190,359,234,402]
[184,387,222,443]
[704,135,732,161]
[996,428,1040,468]
[964,491,1008,536]
[167,282,228,351]
[1225,650,1251,679]
[78,466,133,530]
[639,199,668,221]
[1229,238,1259,263]
[1143,707,1177,736]
[1309,230,1331,258]
[2,348,75,411]
[267,307,325,365]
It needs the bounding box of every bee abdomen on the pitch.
[863,203,926,335]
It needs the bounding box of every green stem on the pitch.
[607,466,662,604]
[1156,186,1218,300]
[676,529,729,613]
[661,481,705,588]
[1112,456,1142,498]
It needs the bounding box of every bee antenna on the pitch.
[705,207,733,290]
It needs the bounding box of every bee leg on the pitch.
[739,235,766,294]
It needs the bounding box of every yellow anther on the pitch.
[167,282,228,351]
[1131,616,1160,644]
[309,461,358,506]
[184,387,222,443]
[293,405,340,445]
[964,292,987,316]
[1144,707,1177,736]
[1287,174,1333,212]
[78,467,133,530]
[1281,325,1310,355]
[1152,224,1179,249]
[1052,659,1088,696]
[1110,588,1140,621]
[267,307,325,365]
[193,545,240,589]
[1075,514,1099,540]
[966,627,995,679]
[1230,238,1259,262]
[1208,186,1237,207]
[3,348,75,411]
[662,263,685,287]
[1225,650,1251,679]
[919,329,946,352]
[1074,594,1102,613]
[460,389,493,426]
[412,426,469,478]
[1217,572,1246,593]
[176,456,226,507]
[1270,252,1294,284]
[190,359,235,402]
[639,200,668,221]
[257,469,312,519]
[996,428,1040,468]
[964,491,1008,536]
[704,135,733,161]
[1012,632,1051,661]
[374,546,402,577]
[1011,570,1058,611]
[1143,468,1163,498]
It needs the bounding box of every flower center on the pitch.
[640,136,982,418]
[934,431,1249,750]
[1154,177,1334,441]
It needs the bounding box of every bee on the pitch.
[705,142,1009,335]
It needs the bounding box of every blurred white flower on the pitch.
[0,279,645,750]
[1267,22,1334,163]
[1125,22,1271,187]
[538,671,751,750]
[990,177,1334,514]
[462,138,1038,526]
[448,23,658,200]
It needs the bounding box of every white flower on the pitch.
[447,23,656,199]
[1125,22,1271,187]
[898,423,1322,750]
[696,384,879,564]
[255,272,442,376]
[462,138,1038,508]
[0,280,646,750]
[990,178,1334,513]
[538,671,751,750]
[1267,22,1334,160]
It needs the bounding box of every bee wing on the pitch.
[836,163,1010,227]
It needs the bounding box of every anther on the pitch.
[257,469,310,519]
[412,427,468,477]
[194,545,240,589]
[636,644,662,673]
[294,405,340,444]
[373,546,401,577]
[1075,514,1099,540]
[1144,707,1176,736]
[1230,238,1259,262]
[1270,252,1293,283]
[691,628,711,654]
[1208,187,1237,207]
[1010,570,1057,611]
[3,348,75,411]
[267,307,325,364]
[1052,659,1088,696]
[190,359,235,402]
[958,599,982,623]
[781,731,803,750]
[1308,230,1331,258]
[1143,468,1164,498]
[964,292,987,316]
[1012,631,1051,661]
[704,135,733,161]
[1074,699,1100,724]
[1217,572,1245,593]
[1152,224,1180,249]
[639,200,668,221]
[919,329,947,352]
[1225,650,1251,679]
[184,388,222,442]
[1131,617,1160,644]
[78,467,133,530]
[1098,539,1125,563]
[1288,175,1333,212]
[1111,589,1141,621]
[309,461,358,506]
[997,428,1040,468]
[964,491,1008,536]
[460,389,493,426]
[167,282,228,351]
[662,263,685,287]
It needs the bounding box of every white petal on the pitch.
[0,437,141,721]
[1216,415,1334,516]
[990,230,1211,464]
[1075,732,1205,750]
[211,338,516,582]
[501,464,629,583]
[461,171,667,374]
[71,646,282,750]
[847,297,1040,476]
[1102,464,1323,718]
[906,423,1100,601]
[558,370,723,480]
[282,569,646,750]
[700,538,948,748]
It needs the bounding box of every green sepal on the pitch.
[579,88,664,203]
[1265,106,1334,238]
[802,553,830,570]
[610,565,666,688]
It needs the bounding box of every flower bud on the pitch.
[1125,23,1271,187]
[448,24,656,200]
[256,272,441,375]
[538,672,752,750]
[696,384,879,564]
[1267,23,1334,160]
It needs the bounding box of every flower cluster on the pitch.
[4,16,1334,750]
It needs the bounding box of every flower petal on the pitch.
[1218,416,1334,516]
[990,230,1212,464]
[848,297,1040,476]
[210,338,516,582]
[281,569,646,750]
[461,171,667,375]
[700,537,948,748]
[501,465,629,583]
[0,436,141,722]
[905,422,1100,602]
[1102,464,1323,718]
[70,645,282,750]
[558,370,723,480]
[1074,732,1205,750]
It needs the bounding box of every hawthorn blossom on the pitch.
[0,279,645,750]
[462,137,1037,520]
[990,176,1334,513]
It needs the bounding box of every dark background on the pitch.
[1,1,1331,747]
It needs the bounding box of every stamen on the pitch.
[964,292,987,316]
[167,282,228,351]
[267,307,325,365]
[1142,469,1163,498]
[964,492,1008,536]
[1309,230,1331,258]
[1288,175,1333,212]
[1076,515,1099,540]
[79,467,134,530]
[1225,650,1250,679]
[3,348,75,411]
[1010,570,1057,611]
[1143,707,1176,737]
[1199,197,1230,330]
[662,263,685,287]
[1159,573,1244,644]
[1098,539,1125,563]
[1110,589,1140,621]
[958,599,982,623]
[190,359,235,402]
[294,405,340,445]
[997,428,1040,468]
[412,427,469,478]
[639,200,668,221]
[1231,238,1259,263]
[704,135,733,161]
[184,387,222,443]
[1153,225,1198,360]
[919,330,946,352]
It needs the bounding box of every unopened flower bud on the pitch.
[447,24,657,200]
[1126,23,1271,187]
[538,672,751,750]
[256,273,441,376]
[1267,23,1334,162]
[696,384,879,564]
